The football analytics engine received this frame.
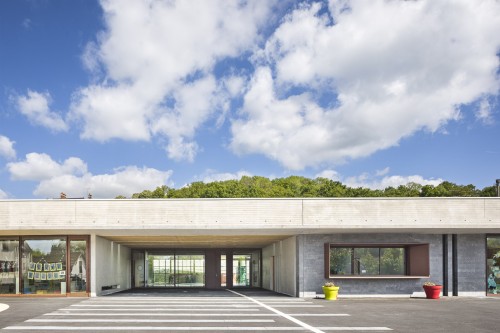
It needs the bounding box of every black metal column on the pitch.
[442,234,448,296]
[452,234,458,296]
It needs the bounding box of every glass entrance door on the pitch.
[146,252,205,287]
[233,254,251,287]
[487,236,500,295]
[148,254,174,287]
[69,239,88,293]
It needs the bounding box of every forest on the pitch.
[119,176,498,199]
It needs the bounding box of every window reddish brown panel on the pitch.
[325,243,430,278]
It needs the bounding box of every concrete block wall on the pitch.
[457,234,486,295]
[297,233,486,297]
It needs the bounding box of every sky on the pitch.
[0,0,499,199]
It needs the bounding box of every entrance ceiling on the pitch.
[104,235,293,248]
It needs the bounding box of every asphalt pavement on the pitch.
[1,290,500,332]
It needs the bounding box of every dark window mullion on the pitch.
[378,248,381,275]
[351,248,355,275]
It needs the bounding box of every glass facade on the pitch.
[69,240,87,293]
[233,254,251,287]
[0,236,89,296]
[22,238,67,295]
[146,252,205,287]
[220,254,227,287]
[487,236,500,295]
[330,247,405,276]
[0,239,19,294]
[133,251,145,288]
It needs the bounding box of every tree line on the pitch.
[116,176,498,199]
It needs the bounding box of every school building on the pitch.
[1,198,499,297]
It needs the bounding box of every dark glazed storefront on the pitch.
[131,249,261,290]
[0,236,90,296]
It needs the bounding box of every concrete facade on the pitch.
[1,198,499,235]
[262,236,296,296]
[91,236,131,296]
[0,198,498,297]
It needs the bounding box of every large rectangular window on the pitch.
[146,252,205,287]
[0,239,19,294]
[22,238,67,295]
[0,236,89,296]
[329,247,404,276]
[326,243,429,278]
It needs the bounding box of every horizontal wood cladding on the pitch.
[0,198,499,231]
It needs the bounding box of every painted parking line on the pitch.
[0,304,9,313]
[28,319,276,323]
[4,326,392,331]
[318,328,392,331]
[69,304,322,308]
[45,312,350,317]
[71,301,315,304]
[55,307,260,311]
[71,304,263,307]
[2,295,390,332]
[228,289,326,333]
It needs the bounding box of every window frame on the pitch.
[324,243,430,279]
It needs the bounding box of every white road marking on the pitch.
[268,305,323,308]
[228,289,325,333]
[75,301,313,304]
[44,312,350,317]
[292,314,350,316]
[56,308,260,311]
[71,304,262,307]
[4,295,390,332]
[318,328,392,331]
[93,297,306,301]
[2,326,391,331]
[0,304,9,313]
[28,319,275,323]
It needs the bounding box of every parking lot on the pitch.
[1,289,500,332]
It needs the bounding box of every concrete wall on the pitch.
[297,233,486,297]
[262,236,296,296]
[262,245,273,291]
[93,236,131,296]
[1,198,499,234]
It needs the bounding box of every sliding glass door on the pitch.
[146,252,205,288]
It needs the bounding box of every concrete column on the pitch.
[90,233,97,297]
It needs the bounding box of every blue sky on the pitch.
[0,0,499,199]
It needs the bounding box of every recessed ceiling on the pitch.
[103,234,293,248]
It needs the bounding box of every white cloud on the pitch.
[344,174,443,190]
[152,75,218,161]
[16,90,69,132]
[71,0,273,161]
[231,0,500,169]
[8,153,87,181]
[0,135,16,160]
[316,167,442,190]
[476,98,494,125]
[34,166,172,199]
[7,153,172,198]
[199,170,252,183]
[315,169,340,181]
[0,188,7,199]
[375,167,390,177]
